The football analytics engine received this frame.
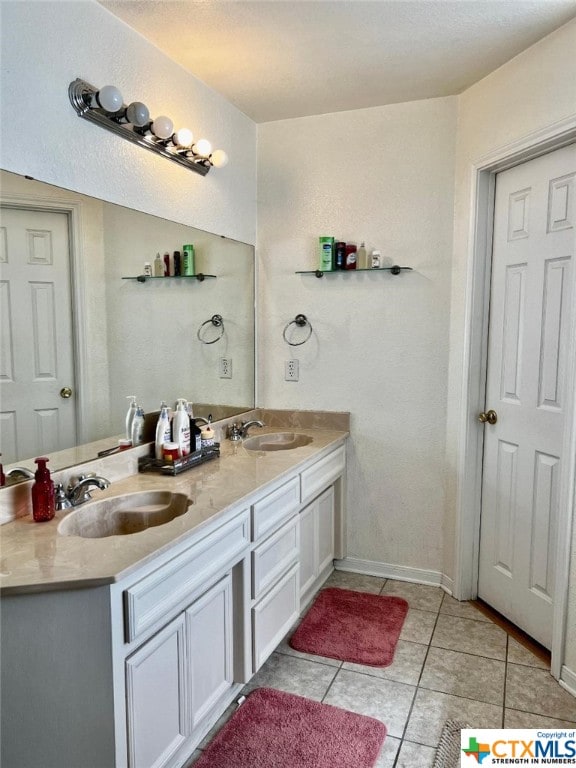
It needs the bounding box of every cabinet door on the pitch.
[186,574,233,730]
[299,501,317,600]
[252,563,299,672]
[317,486,335,575]
[125,615,188,768]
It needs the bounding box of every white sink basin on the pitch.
[243,432,312,452]
[58,491,192,538]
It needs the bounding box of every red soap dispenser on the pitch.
[32,457,55,522]
[0,453,5,487]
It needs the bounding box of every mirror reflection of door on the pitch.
[0,206,77,463]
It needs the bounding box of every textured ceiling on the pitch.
[100,0,576,122]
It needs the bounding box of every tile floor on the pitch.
[190,571,576,767]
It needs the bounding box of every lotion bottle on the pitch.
[125,396,137,440]
[173,398,191,457]
[32,457,55,522]
[155,402,172,460]
[131,405,145,446]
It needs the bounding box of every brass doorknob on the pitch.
[60,387,73,399]
[478,409,497,425]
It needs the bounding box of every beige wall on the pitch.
[258,97,457,578]
[445,19,576,667]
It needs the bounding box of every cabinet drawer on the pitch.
[300,445,345,504]
[252,515,299,601]
[124,510,249,642]
[252,476,300,542]
[252,563,299,672]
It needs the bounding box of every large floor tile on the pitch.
[506,636,549,669]
[440,594,491,623]
[396,740,437,768]
[374,736,401,768]
[405,689,502,747]
[400,608,438,645]
[343,640,428,686]
[323,668,416,738]
[241,652,338,701]
[419,647,505,705]
[381,580,444,612]
[326,570,386,594]
[431,613,507,660]
[505,664,576,722]
[504,708,576,728]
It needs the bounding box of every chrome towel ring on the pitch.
[283,314,313,346]
[197,314,225,344]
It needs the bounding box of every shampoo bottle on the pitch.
[191,419,202,453]
[155,402,172,460]
[31,457,55,522]
[125,396,137,440]
[153,252,164,277]
[131,405,145,446]
[173,398,191,457]
[357,242,367,269]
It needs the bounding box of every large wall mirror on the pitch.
[0,170,255,482]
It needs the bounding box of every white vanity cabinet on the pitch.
[250,476,300,672]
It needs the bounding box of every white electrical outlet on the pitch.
[219,357,232,378]
[285,359,299,381]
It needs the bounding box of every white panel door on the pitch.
[478,143,575,649]
[0,207,76,462]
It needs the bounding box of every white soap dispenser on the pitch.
[173,398,191,457]
[125,396,137,440]
[155,402,172,460]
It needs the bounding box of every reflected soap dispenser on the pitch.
[32,457,55,522]
[131,404,145,446]
[125,396,137,440]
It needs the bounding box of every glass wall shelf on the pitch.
[122,274,216,283]
[295,266,412,278]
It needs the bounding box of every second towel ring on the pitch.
[197,314,225,344]
[283,314,313,346]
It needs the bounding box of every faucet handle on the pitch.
[55,483,72,511]
[228,423,242,441]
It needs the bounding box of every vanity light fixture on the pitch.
[68,79,228,177]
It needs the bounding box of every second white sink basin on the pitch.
[58,491,192,538]
[243,432,312,452]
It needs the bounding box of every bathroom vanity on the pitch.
[0,427,347,768]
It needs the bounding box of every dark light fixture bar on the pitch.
[68,79,228,177]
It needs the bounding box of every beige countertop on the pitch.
[0,428,347,595]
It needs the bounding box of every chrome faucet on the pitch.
[65,475,110,507]
[228,419,265,441]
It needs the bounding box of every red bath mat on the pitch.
[289,587,409,666]
[193,687,387,768]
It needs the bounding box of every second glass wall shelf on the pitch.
[295,266,412,278]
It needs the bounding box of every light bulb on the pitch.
[151,115,174,140]
[172,127,193,148]
[96,85,123,112]
[210,149,229,168]
[194,139,212,157]
[126,101,150,127]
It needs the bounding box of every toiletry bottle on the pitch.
[153,252,164,277]
[31,457,55,522]
[173,250,181,276]
[143,262,152,277]
[0,454,5,487]
[201,424,215,449]
[155,402,172,460]
[345,243,357,269]
[182,244,195,276]
[125,396,137,440]
[319,237,334,271]
[371,249,381,268]
[191,419,202,453]
[163,251,171,276]
[357,242,367,269]
[334,241,346,270]
[173,398,191,457]
[131,405,145,446]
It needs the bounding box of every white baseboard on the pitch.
[334,557,454,596]
[560,665,576,698]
